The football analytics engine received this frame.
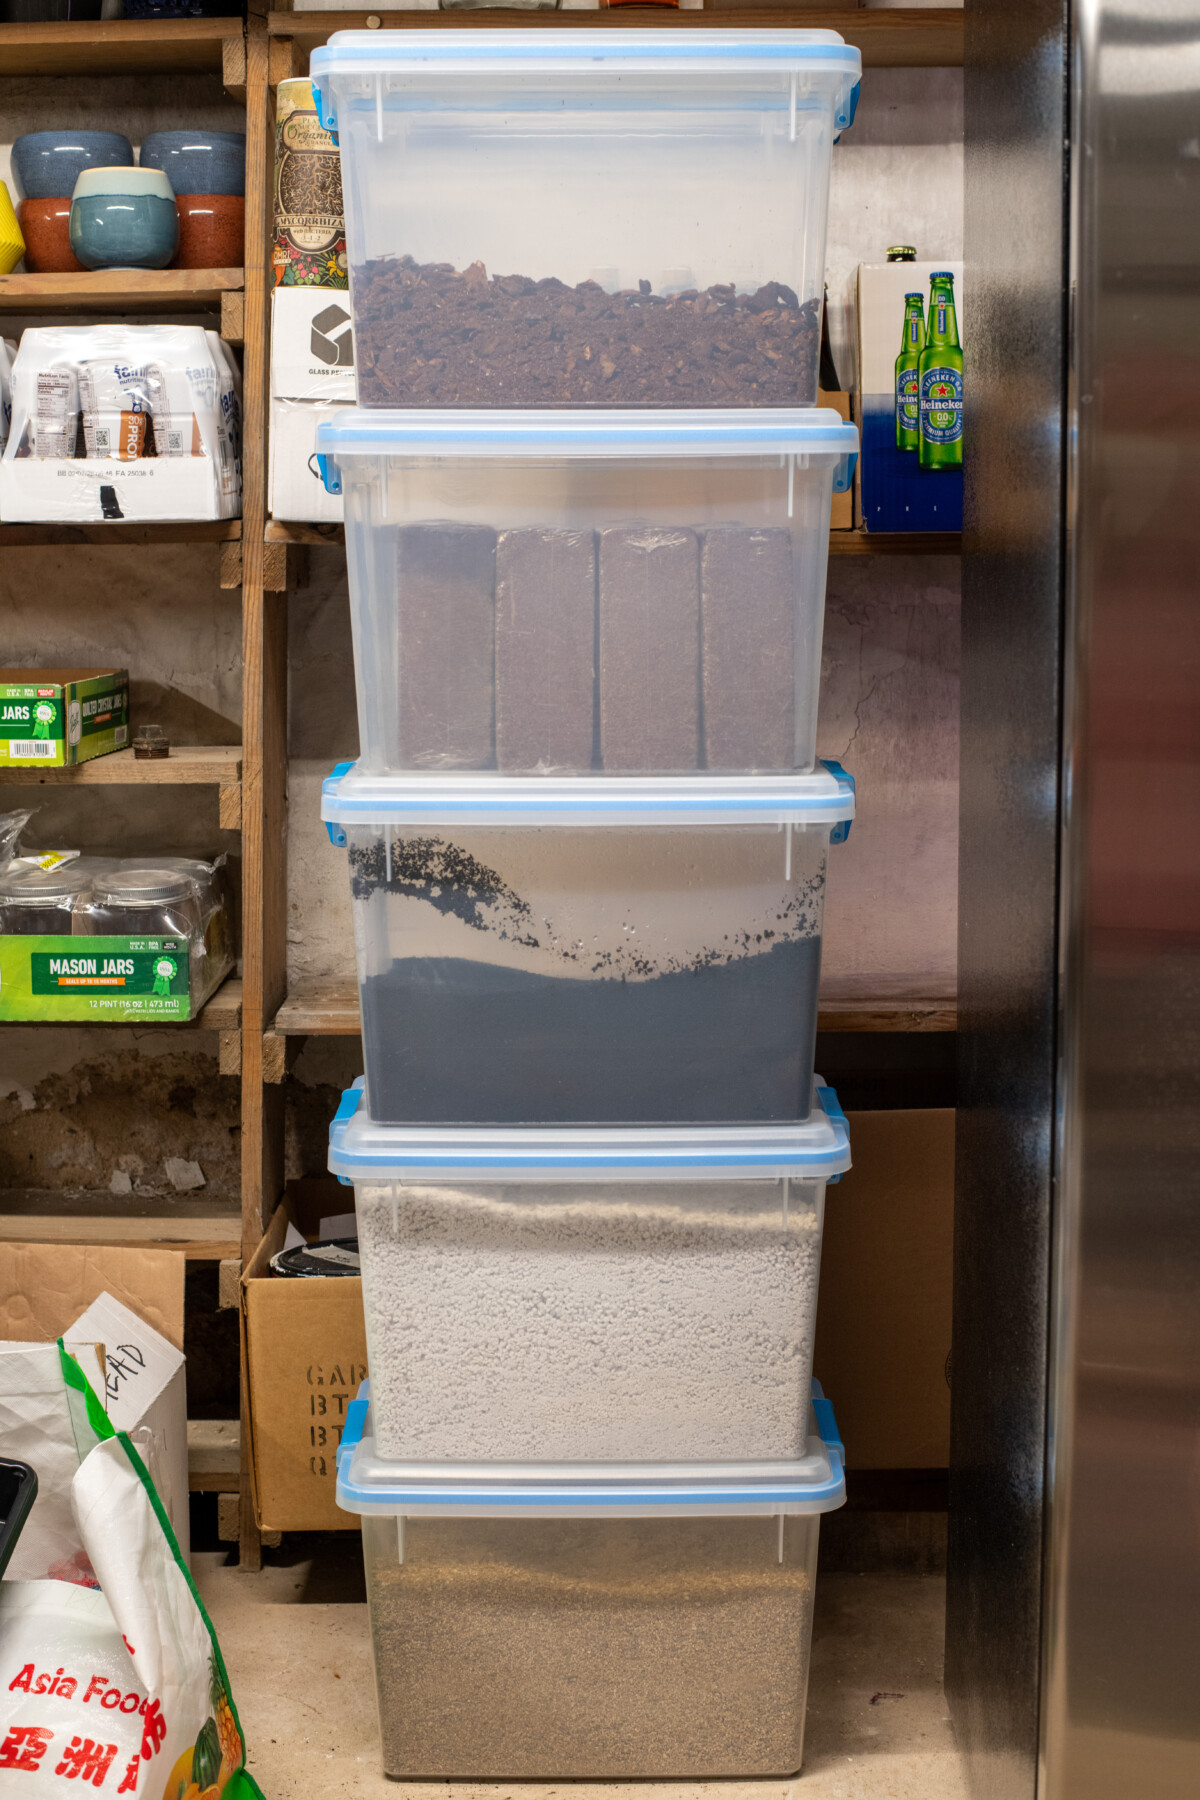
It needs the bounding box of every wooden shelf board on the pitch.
[0,18,242,78]
[0,1198,241,1261]
[267,520,962,557]
[0,744,242,788]
[197,975,243,1032]
[0,268,244,317]
[830,531,962,556]
[268,10,963,68]
[0,976,241,1031]
[0,520,242,549]
[188,1417,241,1491]
[274,976,957,1038]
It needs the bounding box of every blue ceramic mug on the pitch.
[139,130,246,198]
[70,167,179,271]
[12,130,133,202]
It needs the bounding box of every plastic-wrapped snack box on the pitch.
[0,325,242,522]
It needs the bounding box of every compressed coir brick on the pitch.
[396,523,496,768]
[700,526,797,770]
[352,257,821,409]
[495,528,596,773]
[598,527,700,771]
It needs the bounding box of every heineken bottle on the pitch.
[918,271,963,470]
[894,291,925,451]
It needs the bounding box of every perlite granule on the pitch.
[356,1178,824,1463]
[365,1513,815,1779]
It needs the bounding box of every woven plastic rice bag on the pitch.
[0,1343,263,1798]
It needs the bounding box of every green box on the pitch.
[0,667,130,770]
[0,935,191,1022]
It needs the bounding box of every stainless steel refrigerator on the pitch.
[948,1,1200,1796]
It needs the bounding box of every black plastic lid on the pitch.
[270,1239,361,1279]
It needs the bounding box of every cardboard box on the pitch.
[813,1108,955,1469]
[856,261,965,532]
[269,288,354,524]
[242,1192,368,1533]
[0,1243,190,1556]
[819,388,854,529]
[0,932,200,1024]
[0,451,236,524]
[0,667,129,769]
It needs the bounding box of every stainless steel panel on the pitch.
[1041,1,1200,1794]
[947,5,1069,1796]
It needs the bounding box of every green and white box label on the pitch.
[0,936,191,1021]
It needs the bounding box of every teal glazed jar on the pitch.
[69,167,178,270]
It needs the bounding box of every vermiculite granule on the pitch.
[355,1178,824,1464]
[364,1513,816,1779]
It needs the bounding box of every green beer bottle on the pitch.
[918,271,963,470]
[894,291,925,451]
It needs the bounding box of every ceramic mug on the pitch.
[17,197,82,273]
[173,195,245,270]
[11,130,133,202]
[139,130,246,198]
[69,167,178,271]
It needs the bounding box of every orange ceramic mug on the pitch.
[18,198,83,274]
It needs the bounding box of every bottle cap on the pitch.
[930,271,955,281]
[887,246,916,260]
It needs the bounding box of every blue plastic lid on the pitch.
[313,27,861,75]
[315,406,859,460]
[335,1378,847,1517]
[328,1074,850,1184]
[321,759,855,831]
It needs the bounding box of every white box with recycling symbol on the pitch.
[269,287,355,524]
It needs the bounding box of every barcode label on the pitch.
[8,740,55,759]
[114,725,128,746]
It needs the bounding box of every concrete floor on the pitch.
[195,1540,968,1800]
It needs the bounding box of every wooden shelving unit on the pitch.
[1,14,267,1562]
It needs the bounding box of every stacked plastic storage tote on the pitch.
[311,26,862,1779]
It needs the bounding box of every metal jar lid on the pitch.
[91,866,194,906]
[0,863,91,903]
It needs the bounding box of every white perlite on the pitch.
[355,1178,825,1464]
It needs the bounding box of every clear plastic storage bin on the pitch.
[329,1077,849,1465]
[338,1381,846,1779]
[316,409,858,778]
[309,30,861,408]
[322,759,855,1125]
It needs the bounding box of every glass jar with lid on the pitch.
[83,867,202,941]
[0,863,92,935]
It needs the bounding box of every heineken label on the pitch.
[895,368,920,431]
[0,935,191,1021]
[920,367,964,443]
